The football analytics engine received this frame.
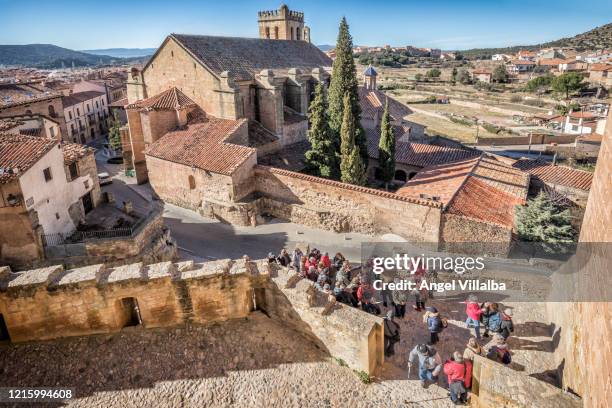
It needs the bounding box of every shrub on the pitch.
[510,95,523,103]
[482,122,502,134]
[355,370,372,384]
[524,99,545,107]
[450,116,474,126]
[334,357,348,367]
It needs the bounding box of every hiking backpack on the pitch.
[487,312,502,332]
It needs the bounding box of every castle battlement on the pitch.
[258,5,309,42]
[0,258,383,375]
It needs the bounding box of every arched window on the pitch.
[274,26,279,39]
[188,175,196,190]
[394,170,407,182]
[296,28,301,41]
[291,27,294,40]
[265,27,270,39]
[48,105,56,117]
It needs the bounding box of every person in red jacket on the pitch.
[444,351,473,404]
[320,252,331,269]
[464,295,483,339]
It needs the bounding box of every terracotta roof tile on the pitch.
[446,177,523,228]
[126,87,197,111]
[512,159,593,191]
[0,133,58,183]
[145,117,255,175]
[62,142,95,165]
[366,130,481,167]
[359,87,411,121]
[62,91,106,108]
[170,34,332,81]
[0,119,24,132]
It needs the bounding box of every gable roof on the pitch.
[167,34,333,81]
[359,87,411,121]
[145,117,255,175]
[62,142,95,165]
[126,87,197,111]
[0,133,58,184]
[395,156,528,226]
[512,158,593,191]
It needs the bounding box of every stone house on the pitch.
[62,91,109,144]
[472,69,492,83]
[0,83,68,139]
[0,115,61,139]
[0,134,101,268]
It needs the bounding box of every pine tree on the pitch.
[378,100,395,190]
[304,83,339,178]
[515,192,575,245]
[340,94,366,185]
[328,17,368,167]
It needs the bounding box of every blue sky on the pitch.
[1,0,611,50]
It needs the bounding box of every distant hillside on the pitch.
[81,48,156,58]
[460,22,612,59]
[0,44,118,68]
[317,44,334,52]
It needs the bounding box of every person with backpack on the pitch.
[485,334,512,365]
[444,351,473,405]
[463,337,483,362]
[485,304,502,337]
[408,344,442,388]
[464,295,483,339]
[383,310,401,357]
[391,277,409,319]
[480,302,496,337]
[499,308,514,340]
[423,306,445,345]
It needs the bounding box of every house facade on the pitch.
[0,135,101,268]
[62,91,109,144]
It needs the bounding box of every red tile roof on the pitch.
[589,63,612,72]
[568,111,596,120]
[62,91,106,108]
[472,69,492,75]
[0,134,58,183]
[145,117,255,175]
[366,131,481,168]
[359,87,411,121]
[126,87,197,111]
[512,159,593,191]
[446,177,523,228]
[109,97,128,108]
[62,142,95,165]
[396,156,529,226]
[0,119,24,132]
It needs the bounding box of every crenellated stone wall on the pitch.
[0,259,383,375]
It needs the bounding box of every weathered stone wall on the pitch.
[253,166,442,242]
[282,119,308,146]
[440,213,513,257]
[143,37,240,120]
[140,109,178,145]
[546,110,612,407]
[471,355,581,408]
[75,152,102,208]
[0,259,383,375]
[0,194,43,268]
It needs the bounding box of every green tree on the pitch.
[377,101,395,190]
[414,73,423,82]
[426,68,441,78]
[339,94,366,185]
[328,17,368,167]
[304,83,339,179]
[515,192,574,244]
[552,72,585,100]
[492,65,509,83]
[108,113,122,152]
[525,74,554,93]
[451,67,458,84]
[456,69,471,84]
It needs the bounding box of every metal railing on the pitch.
[42,213,150,247]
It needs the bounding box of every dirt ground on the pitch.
[0,300,559,408]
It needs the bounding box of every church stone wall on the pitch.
[143,37,239,120]
[440,213,513,257]
[253,166,442,242]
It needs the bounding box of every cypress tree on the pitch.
[378,100,395,190]
[340,94,366,185]
[328,17,368,167]
[304,83,339,178]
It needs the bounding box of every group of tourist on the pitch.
[268,246,516,406]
